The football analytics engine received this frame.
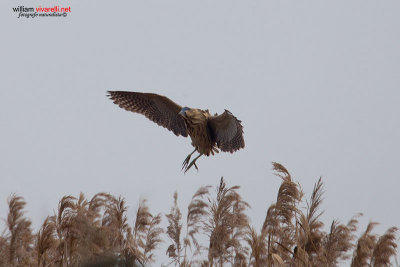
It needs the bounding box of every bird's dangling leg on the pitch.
[182,149,197,171]
[184,154,203,173]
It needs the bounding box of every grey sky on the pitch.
[1,0,399,265]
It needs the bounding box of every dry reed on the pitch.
[0,163,398,267]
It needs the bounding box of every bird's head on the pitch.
[179,107,191,117]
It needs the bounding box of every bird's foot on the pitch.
[182,154,192,171]
[182,152,202,173]
[184,159,199,173]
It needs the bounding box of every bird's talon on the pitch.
[182,156,191,170]
[184,159,197,173]
[182,151,202,173]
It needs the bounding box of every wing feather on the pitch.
[108,91,188,137]
[208,110,245,153]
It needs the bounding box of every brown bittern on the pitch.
[108,91,245,172]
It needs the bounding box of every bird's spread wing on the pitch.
[208,110,245,153]
[108,91,188,137]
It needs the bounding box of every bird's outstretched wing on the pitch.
[108,91,188,137]
[208,110,245,153]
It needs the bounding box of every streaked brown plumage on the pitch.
[107,91,245,172]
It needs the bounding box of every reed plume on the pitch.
[370,227,398,267]
[185,186,211,264]
[6,194,34,266]
[205,177,250,266]
[295,178,325,266]
[166,192,183,266]
[36,215,57,266]
[319,215,360,266]
[261,162,301,265]
[130,199,163,265]
[351,222,378,267]
[245,225,268,267]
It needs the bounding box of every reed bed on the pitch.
[0,163,397,267]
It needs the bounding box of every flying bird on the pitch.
[107,91,245,172]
